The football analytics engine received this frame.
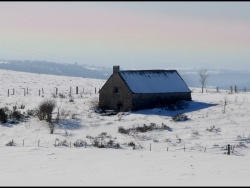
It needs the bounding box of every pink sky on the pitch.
[0,2,249,70]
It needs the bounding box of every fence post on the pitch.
[8,89,9,97]
[22,88,26,96]
[216,87,219,92]
[95,87,96,94]
[70,141,71,148]
[227,144,230,155]
[76,86,78,94]
[38,140,40,147]
[150,143,151,151]
[55,140,56,147]
[39,89,40,96]
[167,147,168,151]
[235,85,237,93]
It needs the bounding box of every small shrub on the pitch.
[235,142,248,148]
[26,109,36,117]
[191,129,200,136]
[172,114,188,122]
[107,139,114,146]
[56,140,69,147]
[37,99,56,122]
[118,126,130,134]
[20,104,25,109]
[128,141,135,147]
[13,106,17,111]
[206,125,221,133]
[153,139,159,143]
[161,123,173,131]
[98,132,111,140]
[74,139,86,147]
[10,111,23,121]
[6,140,16,146]
[59,93,66,98]
[92,139,100,147]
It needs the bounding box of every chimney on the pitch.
[113,65,120,74]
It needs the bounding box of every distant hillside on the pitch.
[0,60,111,79]
[178,68,250,90]
[0,59,249,90]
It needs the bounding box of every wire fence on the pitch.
[1,138,248,156]
[201,86,250,94]
[0,86,101,98]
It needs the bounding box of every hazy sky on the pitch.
[0,2,250,70]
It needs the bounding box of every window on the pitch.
[114,87,119,94]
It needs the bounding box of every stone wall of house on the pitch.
[131,92,192,111]
[99,73,133,112]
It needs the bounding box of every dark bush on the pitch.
[128,141,135,147]
[26,109,36,117]
[118,126,130,134]
[74,139,86,147]
[6,140,16,146]
[20,104,25,109]
[172,114,188,122]
[161,123,173,131]
[37,99,56,122]
[0,108,8,123]
[10,111,23,121]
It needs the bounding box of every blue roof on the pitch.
[119,70,191,94]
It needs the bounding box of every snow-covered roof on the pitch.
[119,70,191,94]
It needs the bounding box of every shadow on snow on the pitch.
[57,119,83,130]
[131,100,218,117]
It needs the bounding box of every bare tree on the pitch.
[198,68,209,93]
[37,99,57,134]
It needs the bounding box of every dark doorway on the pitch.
[117,103,123,112]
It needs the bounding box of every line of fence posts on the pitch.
[6,86,101,97]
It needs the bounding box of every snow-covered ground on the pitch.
[0,69,250,186]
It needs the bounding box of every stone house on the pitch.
[99,66,191,112]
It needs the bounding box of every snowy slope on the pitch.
[0,69,250,186]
